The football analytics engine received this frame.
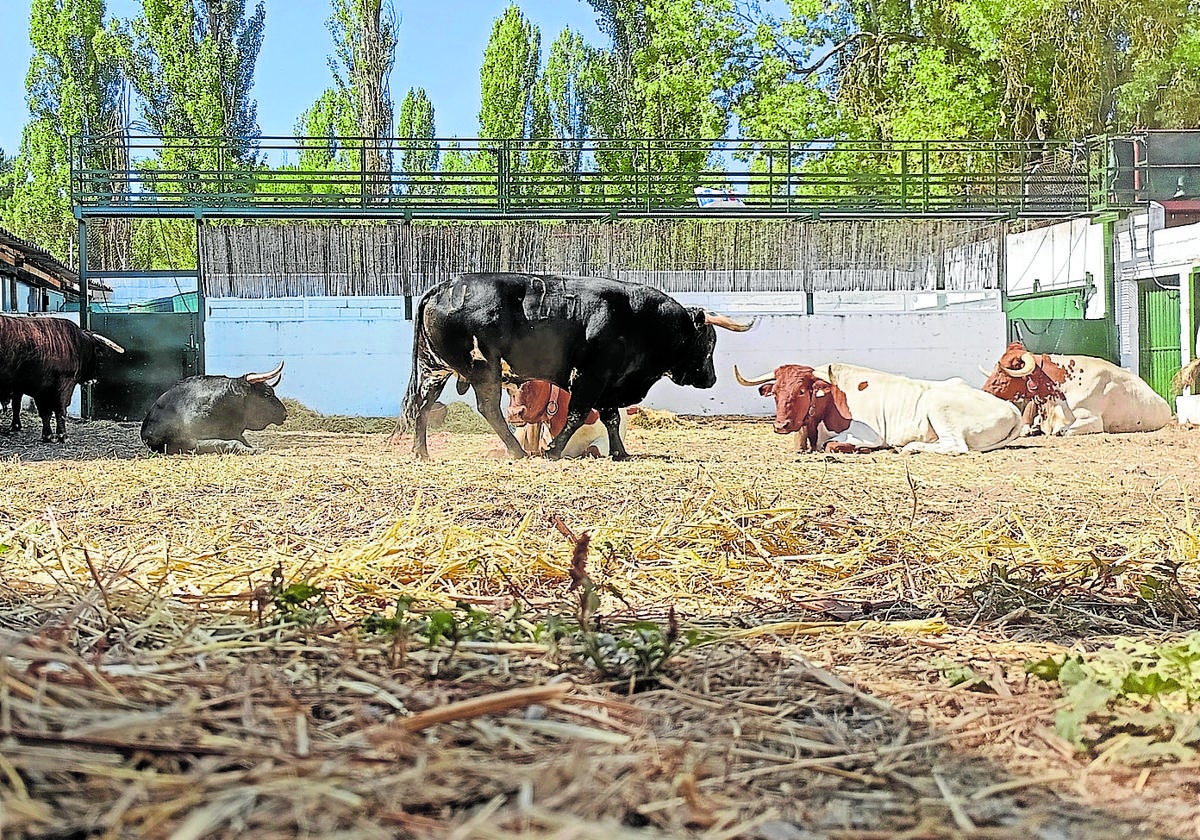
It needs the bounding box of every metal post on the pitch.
[195,217,206,375]
[78,218,92,419]
[361,138,368,207]
[786,141,793,215]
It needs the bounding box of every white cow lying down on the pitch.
[736,362,1024,455]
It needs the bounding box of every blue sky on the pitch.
[0,1,605,155]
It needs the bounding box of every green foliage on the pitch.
[932,656,989,690]
[730,0,1200,146]
[1027,633,1200,764]
[5,0,125,263]
[361,597,539,669]
[268,567,330,627]
[292,0,397,191]
[584,0,734,188]
[126,0,265,160]
[397,87,438,193]
[479,6,542,142]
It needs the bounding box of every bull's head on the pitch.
[981,342,1067,407]
[980,342,1037,401]
[735,364,851,449]
[670,310,756,388]
[239,361,288,430]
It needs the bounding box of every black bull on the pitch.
[400,272,753,459]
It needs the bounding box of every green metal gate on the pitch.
[87,311,203,422]
[1138,281,1181,408]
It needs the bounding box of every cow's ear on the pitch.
[759,383,775,397]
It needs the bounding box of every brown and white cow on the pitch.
[980,342,1171,435]
[505,380,634,458]
[736,362,1024,455]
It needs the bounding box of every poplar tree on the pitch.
[5,0,126,266]
[296,0,397,187]
[475,5,542,183]
[126,0,266,159]
[397,87,437,193]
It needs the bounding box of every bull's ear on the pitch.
[759,383,775,397]
[690,307,706,327]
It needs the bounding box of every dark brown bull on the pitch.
[0,314,125,442]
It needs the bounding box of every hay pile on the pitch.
[279,398,492,435]
[1170,357,1200,395]
[1,420,1199,837]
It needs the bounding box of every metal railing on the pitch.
[70,134,1109,220]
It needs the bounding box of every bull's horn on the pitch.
[705,313,756,332]
[93,334,125,354]
[978,365,993,377]
[733,364,776,386]
[1002,352,1036,377]
[246,360,285,384]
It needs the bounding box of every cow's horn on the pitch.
[734,364,776,386]
[1002,352,1037,377]
[246,360,285,384]
[706,312,756,332]
[93,334,125,354]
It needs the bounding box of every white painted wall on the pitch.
[206,297,414,417]
[205,295,1005,418]
[1006,218,1106,318]
[104,276,198,306]
[644,310,1007,415]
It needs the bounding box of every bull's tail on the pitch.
[398,292,432,434]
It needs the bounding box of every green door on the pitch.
[1139,282,1181,408]
[87,311,203,422]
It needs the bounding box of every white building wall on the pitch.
[205,295,1005,418]
[1006,218,1106,318]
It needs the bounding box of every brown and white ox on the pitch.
[505,380,634,458]
[980,342,1171,435]
[736,362,1024,455]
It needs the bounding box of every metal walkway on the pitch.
[71,135,1108,221]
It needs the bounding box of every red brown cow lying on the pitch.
[505,380,634,457]
[981,341,1171,435]
[735,364,885,453]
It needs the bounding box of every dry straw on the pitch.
[1,415,1198,836]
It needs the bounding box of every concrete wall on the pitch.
[206,297,413,417]
[204,295,1006,418]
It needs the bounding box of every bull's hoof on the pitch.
[543,448,564,461]
[611,450,630,461]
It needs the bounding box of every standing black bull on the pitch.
[0,314,125,442]
[400,272,753,459]
[141,362,287,454]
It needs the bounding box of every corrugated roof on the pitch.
[0,225,109,295]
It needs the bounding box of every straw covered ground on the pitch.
[2,406,1200,839]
